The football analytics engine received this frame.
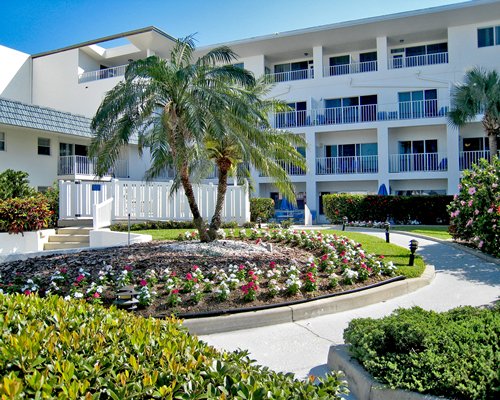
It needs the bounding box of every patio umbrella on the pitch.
[378,183,388,196]
[280,197,295,210]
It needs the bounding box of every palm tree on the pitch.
[90,36,255,242]
[448,67,500,161]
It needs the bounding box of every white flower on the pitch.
[74,292,84,299]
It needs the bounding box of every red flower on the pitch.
[139,279,148,286]
[124,265,133,271]
[186,273,193,281]
[24,290,31,296]
[379,255,385,259]
[172,289,179,294]
[321,254,328,261]
[269,261,277,269]
[192,265,199,271]
[60,267,68,274]
[239,264,245,270]
[76,274,85,283]
[93,292,101,298]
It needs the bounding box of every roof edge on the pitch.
[32,26,177,58]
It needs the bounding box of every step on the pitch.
[48,234,90,243]
[44,242,90,250]
[58,219,93,227]
[57,227,92,235]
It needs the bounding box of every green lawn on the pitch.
[390,225,451,240]
[133,228,425,278]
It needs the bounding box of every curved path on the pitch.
[199,231,499,382]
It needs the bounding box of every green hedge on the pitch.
[323,194,452,224]
[344,306,500,399]
[111,220,239,231]
[250,197,275,222]
[0,294,347,398]
[0,196,53,234]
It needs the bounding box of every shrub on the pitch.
[323,194,452,224]
[448,157,500,256]
[0,196,53,234]
[0,169,37,200]
[344,306,500,399]
[40,184,59,228]
[250,197,275,222]
[0,294,348,399]
[111,220,196,231]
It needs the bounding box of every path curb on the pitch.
[183,265,435,335]
[327,345,447,400]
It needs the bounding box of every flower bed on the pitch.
[0,228,398,316]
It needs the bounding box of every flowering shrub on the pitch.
[448,157,500,256]
[0,195,53,234]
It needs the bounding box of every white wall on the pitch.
[0,45,31,103]
[0,229,55,255]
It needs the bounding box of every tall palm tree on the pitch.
[448,67,500,161]
[90,36,255,242]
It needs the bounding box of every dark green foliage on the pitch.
[0,294,348,398]
[0,169,37,200]
[41,184,59,228]
[0,196,53,234]
[344,306,500,399]
[111,220,240,231]
[323,194,452,224]
[250,197,275,222]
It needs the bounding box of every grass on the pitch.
[133,227,426,279]
[390,225,451,240]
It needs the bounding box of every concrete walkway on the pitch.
[199,231,499,384]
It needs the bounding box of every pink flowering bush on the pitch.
[448,157,500,256]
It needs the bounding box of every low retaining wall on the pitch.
[0,229,55,255]
[89,229,152,248]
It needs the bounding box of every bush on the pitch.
[0,294,348,399]
[323,194,452,224]
[448,157,500,256]
[40,184,59,228]
[111,220,196,231]
[250,197,275,222]
[0,196,53,234]
[344,306,500,399]
[0,169,37,201]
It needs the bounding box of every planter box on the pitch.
[89,229,152,248]
[0,229,55,255]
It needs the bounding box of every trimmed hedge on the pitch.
[344,306,500,399]
[250,197,275,222]
[0,294,348,398]
[323,194,452,224]
[111,220,239,231]
[0,196,53,234]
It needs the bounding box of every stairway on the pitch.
[44,227,91,250]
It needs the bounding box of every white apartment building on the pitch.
[0,0,499,223]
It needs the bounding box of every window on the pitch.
[329,55,350,75]
[0,132,4,151]
[359,52,377,72]
[478,27,495,47]
[391,43,448,67]
[233,62,244,69]
[398,139,439,171]
[274,60,312,81]
[463,137,489,151]
[38,138,51,156]
[324,95,377,123]
[275,101,307,128]
[398,89,437,118]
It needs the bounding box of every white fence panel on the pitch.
[59,180,250,224]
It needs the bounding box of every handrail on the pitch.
[78,64,128,84]
[93,197,114,229]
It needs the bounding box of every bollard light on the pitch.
[384,221,390,243]
[408,239,419,266]
[257,216,262,229]
[114,285,139,310]
[342,216,348,231]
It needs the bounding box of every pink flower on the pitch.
[468,187,476,195]
[321,254,328,261]
[60,267,68,274]
[468,200,473,207]
[76,274,85,283]
[24,290,31,296]
[478,241,484,248]
[488,208,494,214]
[93,292,100,298]
[269,261,277,269]
[379,255,385,259]
[342,258,349,264]
[139,279,148,286]
[186,273,193,281]
[171,289,179,294]
[192,265,199,271]
[466,219,473,227]
[239,264,245,270]
[474,209,480,215]
[124,265,133,271]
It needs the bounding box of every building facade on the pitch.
[1,0,499,222]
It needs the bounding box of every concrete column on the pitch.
[377,126,390,192]
[146,49,156,57]
[447,124,460,194]
[305,130,317,219]
[376,37,388,72]
[313,46,323,79]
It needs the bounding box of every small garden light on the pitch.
[257,216,262,229]
[408,239,419,266]
[114,285,139,310]
[384,221,390,243]
[342,216,348,231]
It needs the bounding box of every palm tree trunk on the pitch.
[487,133,498,162]
[180,164,210,242]
[482,115,499,162]
[208,163,230,241]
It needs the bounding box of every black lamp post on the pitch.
[384,221,390,243]
[257,217,262,229]
[342,216,348,231]
[408,239,419,266]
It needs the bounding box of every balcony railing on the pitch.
[324,60,377,77]
[260,160,306,177]
[58,156,128,178]
[78,64,128,84]
[265,68,313,83]
[459,150,492,170]
[389,153,448,173]
[388,52,448,69]
[271,101,449,128]
[316,155,378,175]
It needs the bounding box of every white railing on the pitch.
[459,150,491,170]
[265,68,313,83]
[324,60,377,77]
[260,160,306,177]
[388,52,448,69]
[78,64,128,84]
[316,156,378,175]
[59,180,250,224]
[58,156,128,178]
[93,197,114,229]
[389,153,448,173]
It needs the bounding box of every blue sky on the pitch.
[2,0,468,54]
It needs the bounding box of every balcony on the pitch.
[460,150,492,170]
[265,68,313,83]
[316,156,378,175]
[78,64,128,84]
[58,156,129,179]
[389,153,448,173]
[324,60,377,77]
[388,52,448,69]
[272,100,448,129]
[260,160,306,177]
